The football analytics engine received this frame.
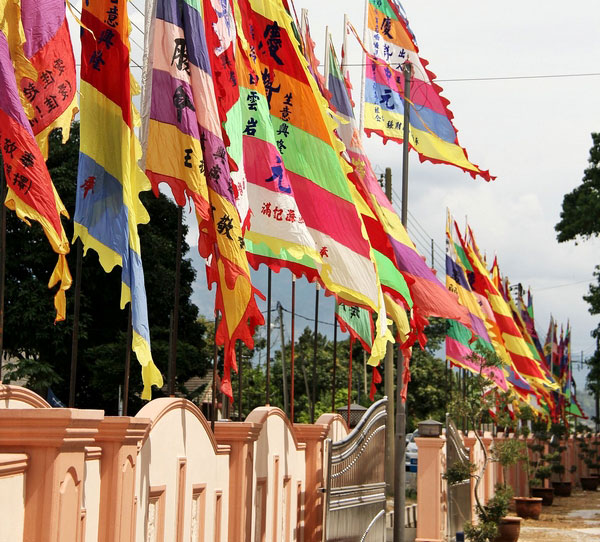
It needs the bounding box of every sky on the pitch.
[288,0,600,374]
[68,1,600,391]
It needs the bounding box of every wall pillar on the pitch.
[294,424,329,542]
[480,434,493,503]
[96,416,150,542]
[214,422,261,542]
[415,436,446,542]
[0,408,103,542]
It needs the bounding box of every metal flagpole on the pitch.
[266,268,272,405]
[69,239,83,407]
[277,301,289,416]
[123,306,133,416]
[211,312,220,432]
[384,167,395,496]
[310,283,320,423]
[290,276,296,423]
[394,61,412,542]
[0,166,7,376]
[168,206,183,396]
[237,341,243,420]
[332,304,338,412]
[347,337,353,426]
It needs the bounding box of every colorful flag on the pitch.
[328,26,471,345]
[361,0,492,181]
[0,0,71,321]
[336,302,374,352]
[458,223,556,391]
[145,0,264,399]
[20,0,78,158]
[76,0,162,399]
[224,0,398,369]
[445,213,507,389]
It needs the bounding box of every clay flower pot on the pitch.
[494,515,521,542]
[513,496,542,520]
[581,476,599,491]
[551,481,572,497]
[530,486,554,506]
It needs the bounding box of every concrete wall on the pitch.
[0,385,333,542]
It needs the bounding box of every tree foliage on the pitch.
[2,124,210,413]
[555,132,600,243]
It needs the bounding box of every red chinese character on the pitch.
[320,246,329,258]
[81,176,96,198]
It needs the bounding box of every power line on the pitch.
[328,65,600,82]
[535,279,593,292]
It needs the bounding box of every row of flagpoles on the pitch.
[0,0,585,430]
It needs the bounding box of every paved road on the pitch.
[519,487,600,541]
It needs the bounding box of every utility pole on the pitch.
[394,61,412,542]
[384,167,395,496]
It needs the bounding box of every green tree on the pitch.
[555,132,600,243]
[555,132,600,423]
[2,124,210,413]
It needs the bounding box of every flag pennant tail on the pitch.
[76,0,162,399]
[361,1,492,181]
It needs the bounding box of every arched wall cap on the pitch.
[136,397,228,455]
[245,406,306,451]
[0,385,51,409]
[315,413,350,434]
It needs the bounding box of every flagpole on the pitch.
[358,6,368,135]
[212,312,220,432]
[168,206,183,396]
[290,275,296,423]
[266,268,272,405]
[384,167,396,496]
[237,341,243,420]
[332,304,338,412]
[277,301,289,417]
[0,166,6,375]
[123,306,133,416]
[68,239,83,407]
[310,283,320,423]
[394,61,412,542]
[347,337,354,426]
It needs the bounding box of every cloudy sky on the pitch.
[85,1,600,384]
[290,0,600,369]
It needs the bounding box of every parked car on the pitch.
[405,430,419,472]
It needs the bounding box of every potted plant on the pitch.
[578,434,599,490]
[447,346,522,542]
[526,421,554,506]
[547,425,574,496]
[492,437,541,520]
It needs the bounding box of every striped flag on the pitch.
[76,0,163,399]
[145,0,264,399]
[445,213,507,389]
[328,26,472,346]
[20,0,78,158]
[227,0,396,368]
[457,223,556,392]
[362,0,492,181]
[0,0,71,321]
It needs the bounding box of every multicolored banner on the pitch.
[445,214,507,389]
[225,0,398,370]
[457,223,556,392]
[0,0,71,321]
[362,0,492,181]
[20,0,77,158]
[76,0,162,399]
[145,0,264,399]
[336,302,374,352]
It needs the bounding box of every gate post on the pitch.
[415,435,446,542]
[294,424,329,542]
